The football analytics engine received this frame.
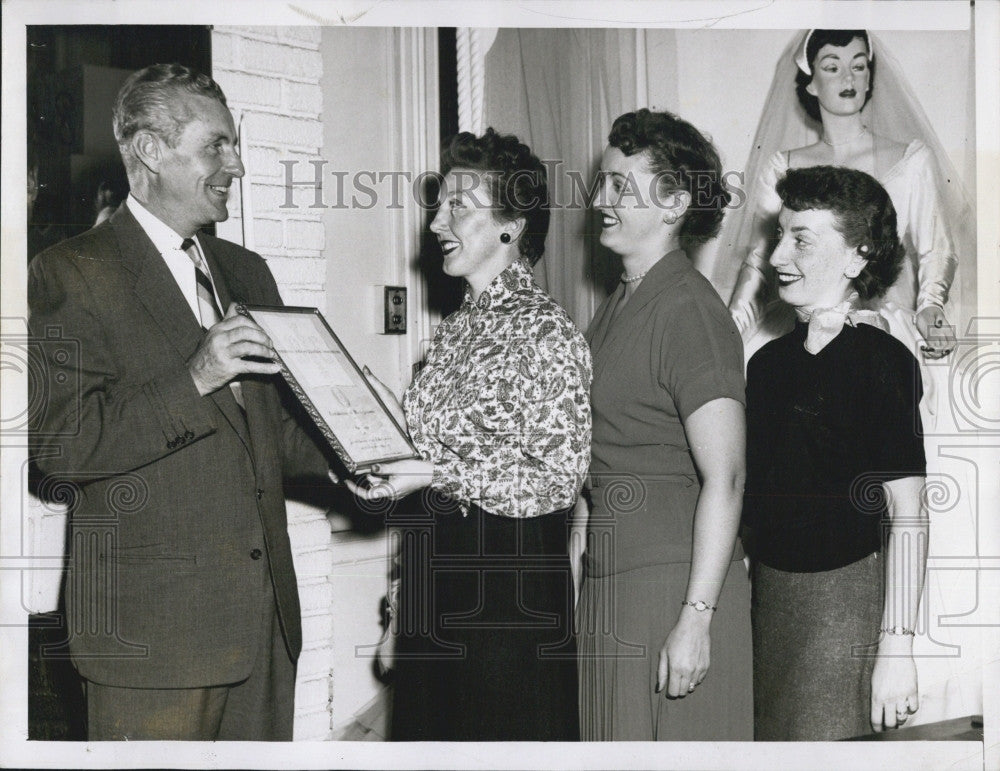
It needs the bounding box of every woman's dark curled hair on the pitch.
[608,109,731,245]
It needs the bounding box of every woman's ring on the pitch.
[687,684,696,692]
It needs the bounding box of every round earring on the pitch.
[664,212,677,225]
[500,232,511,244]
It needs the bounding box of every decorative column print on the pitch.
[456,28,498,133]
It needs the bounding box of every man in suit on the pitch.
[28,63,331,740]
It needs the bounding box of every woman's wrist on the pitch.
[678,601,715,627]
[877,628,915,654]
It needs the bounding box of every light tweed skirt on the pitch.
[751,551,883,741]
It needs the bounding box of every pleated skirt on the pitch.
[751,551,883,741]
[390,503,578,741]
[576,559,753,741]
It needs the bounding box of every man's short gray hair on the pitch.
[113,63,228,155]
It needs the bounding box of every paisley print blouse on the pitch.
[403,259,592,518]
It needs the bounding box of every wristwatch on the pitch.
[682,600,717,612]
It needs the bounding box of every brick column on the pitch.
[213,26,334,741]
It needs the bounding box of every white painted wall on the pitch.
[319,26,422,737]
[320,28,411,392]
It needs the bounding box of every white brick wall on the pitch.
[212,26,334,741]
[284,81,324,114]
[213,26,326,309]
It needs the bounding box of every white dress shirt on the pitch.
[126,195,224,325]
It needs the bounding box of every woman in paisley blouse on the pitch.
[347,128,592,741]
[574,109,752,740]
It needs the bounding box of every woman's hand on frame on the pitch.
[344,458,434,502]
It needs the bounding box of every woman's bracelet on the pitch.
[681,600,717,612]
[880,625,915,637]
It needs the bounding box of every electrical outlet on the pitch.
[382,286,406,334]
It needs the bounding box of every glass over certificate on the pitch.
[238,305,419,473]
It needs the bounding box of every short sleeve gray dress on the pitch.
[576,250,753,741]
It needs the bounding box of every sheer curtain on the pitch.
[481,29,677,330]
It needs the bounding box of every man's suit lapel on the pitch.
[111,206,253,452]
[111,207,205,362]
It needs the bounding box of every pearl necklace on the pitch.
[822,125,869,147]
[621,270,647,284]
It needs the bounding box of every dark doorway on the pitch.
[419,27,463,323]
[437,27,458,142]
[27,25,213,255]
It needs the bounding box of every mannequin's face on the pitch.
[806,37,871,118]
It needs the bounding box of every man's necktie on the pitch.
[181,237,245,409]
[181,237,223,328]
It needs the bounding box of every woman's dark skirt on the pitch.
[751,551,883,741]
[390,500,578,741]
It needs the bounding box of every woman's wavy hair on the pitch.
[440,128,550,265]
[608,109,731,245]
[776,165,903,299]
[795,30,876,124]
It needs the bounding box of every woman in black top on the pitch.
[743,166,927,740]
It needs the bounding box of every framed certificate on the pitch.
[238,304,419,474]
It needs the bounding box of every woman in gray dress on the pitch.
[574,109,752,740]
